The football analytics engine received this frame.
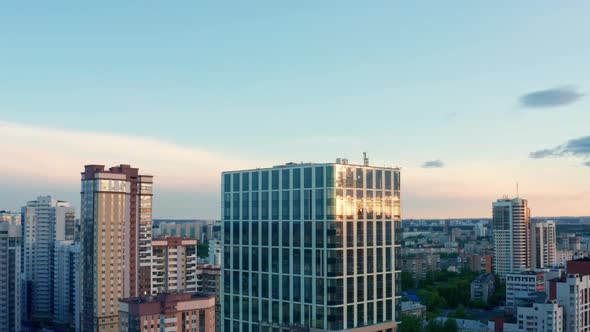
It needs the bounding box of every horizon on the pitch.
[1,2,589,219]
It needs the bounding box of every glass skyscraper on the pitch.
[221,159,401,332]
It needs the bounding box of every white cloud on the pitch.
[0,121,257,189]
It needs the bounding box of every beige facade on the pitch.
[152,237,198,293]
[119,293,215,332]
[80,164,153,332]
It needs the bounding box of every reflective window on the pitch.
[293,223,301,247]
[304,190,312,220]
[261,192,269,220]
[304,168,312,188]
[242,172,250,192]
[271,191,279,220]
[293,168,301,189]
[375,170,382,189]
[282,191,290,220]
[315,166,324,187]
[252,172,259,191]
[272,170,279,190]
[242,193,249,220]
[272,222,279,246]
[385,171,392,190]
[293,190,301,220]
[272,248,279,273]
[251,192,259,220]
[232,193,239,220]
[224,174,231,192]
[282,222,290,247]
[366,169,373,189]
[304,222,312,247]
[242,220,249,246]
[315,189,324,219]
[356,168,363,188]
[282,248,290,274]
[233,173,240,192]
[326,166,335,187]
[261,248,269,273]
[262,171,269,190]
[282,169,290,189]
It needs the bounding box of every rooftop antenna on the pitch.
[363,152,369,166]
[516,181,519,198]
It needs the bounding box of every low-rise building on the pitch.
[470,273,495,303]
[119,292,216,332]
[506,271,545,310]
[433,317,487,332]
[401,301,426,318]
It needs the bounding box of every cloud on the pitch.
[530,135,590,166]
[421,159,444,168]
[520,86,584,108]
[0,121,257,189]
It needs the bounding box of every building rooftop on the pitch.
[434,317,487,331]
[472,273,495,284]
[401,301,426,311]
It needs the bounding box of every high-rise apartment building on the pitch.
[531,221,557,269]
[21,195,75,323]
[53,240,80,331]
[151,236,198,293]
[221,158,402,331]
[492,197,531,278]
[0,222,21,332]
[119,293,216,332]
[80,164,153,332]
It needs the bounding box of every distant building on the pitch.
[402,254,441,281]
[433,317,487,332]
[470,273,495,303]
[196,264,221,332]
[0,210,21,225]
[492,197,531,278]
[401,301,426,318]
[151,236,198,293]
[22,195,75,323]
[531,220,557,269]
[467,254,493,274]
[207,239,222,266]
[119,292,216,332]
[556,249,574,267]
[53,240,80,331]
[566,257,590,276]
[0,222,21,332]
[505,271,545,310]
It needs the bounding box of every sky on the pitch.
[1,2,590,219]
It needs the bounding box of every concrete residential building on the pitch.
[21,195,75,323]
[467,254,493,274]
[0,222,21,332]
[506,271,545,310]
[53,240,80,331]
[531,220,557,269]
[196,264,222,332]
[119,293,216,332]
[221,158,402,331]
[503,299,563,332]
[492,197,531,278]
[80,164,153,332]
[550,274,590,332]
[401,254,441,281]
[151,236,198,293]
[470,273,495,303]
[208,239,222,266]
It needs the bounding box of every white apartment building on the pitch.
[532,221,557,269]
[504,299,563,332]
[208,239,222,266]
[552,274,590,332]
[493,197,531,278]
[506,271,545,309]
[21,196,75,323]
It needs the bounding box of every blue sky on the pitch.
[1,2,589,218]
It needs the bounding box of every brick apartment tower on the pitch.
[80,165,153,332]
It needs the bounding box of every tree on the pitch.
[443,318,458,332]
[197,242,209,259]
[401,271,415,290]
[400,314,425,332]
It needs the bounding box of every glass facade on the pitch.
[221,162,401,332]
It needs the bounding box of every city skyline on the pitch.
[2,2,590,219]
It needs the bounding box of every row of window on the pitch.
[223,220,399,247]
[222,297,401,331]
[223,166,400,193]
